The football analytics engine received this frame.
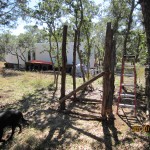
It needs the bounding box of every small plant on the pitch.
[47,83,55,91]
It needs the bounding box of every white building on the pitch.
[5,42,95,69]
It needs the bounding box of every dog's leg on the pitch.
[7,126,16,141]
[17,124,22,133]
[0,129,5,143]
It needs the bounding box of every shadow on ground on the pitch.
[1,87,149,149]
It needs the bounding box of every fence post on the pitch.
[101,22,114,119]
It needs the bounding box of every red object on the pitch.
[117,55,137,116]
[29,60,52,65]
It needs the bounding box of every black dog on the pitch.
[0,110,29,143]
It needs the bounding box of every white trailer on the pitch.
[5,42,95,69]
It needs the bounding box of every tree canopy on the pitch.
[1,0,148,65]
[0,0,29,27]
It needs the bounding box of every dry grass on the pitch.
[0,62,149,150]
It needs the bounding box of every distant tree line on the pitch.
[0,0,150,90]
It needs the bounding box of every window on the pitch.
[32,51,36,60]
[28,51,31,61]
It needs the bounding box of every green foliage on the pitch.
[101,0,147,64]
[0,31,11,60]
[0,32,17,59]
[0,0,29,27]
[47,83,55,91]
[24,25,48,43]
[0,28,41,63]
[0,0,148,66]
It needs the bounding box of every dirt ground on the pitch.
[0,62,150,150]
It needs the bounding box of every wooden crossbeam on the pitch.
[59,72,105,103]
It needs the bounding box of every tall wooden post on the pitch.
[139,0,150,121]
[107,40,116,118]
[73,30,77,100]
[101,22,114,119]
[59,25,68,110]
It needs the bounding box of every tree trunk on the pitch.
[135,33,141,62]
[16,53,20,70]
[76,29,86,82]
[59,25,68,110]
[123,0,135,55]
[85,29,91,80]
[73,30,77,100]
[48,29,57,88]
[75,0,86,83]
[53,31,60,90]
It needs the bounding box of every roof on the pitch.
[28,60,52,65]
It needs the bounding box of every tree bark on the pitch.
[123,0,135,55]
[59,25,68,110]
[73,30,77,100]
[52,24,61,90]
[139,0,150,121]
[48,27,57,88]
[75,0,86,83]
[140,0,150,57]
[76,29,86,82]
[101,22,114,119]
[16,53,20,70]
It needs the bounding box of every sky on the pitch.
[9,0,101,35]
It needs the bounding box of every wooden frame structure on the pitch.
[59,23,115,120]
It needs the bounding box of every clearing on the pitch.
[0,62,149,150]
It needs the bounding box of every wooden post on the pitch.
[60,72,104,104]
[139,0,150,121]
[73,30,77,100]
[59,25,68,110]
[101,22,114,119]
[107,40,116,119]
[145,66,150,120]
